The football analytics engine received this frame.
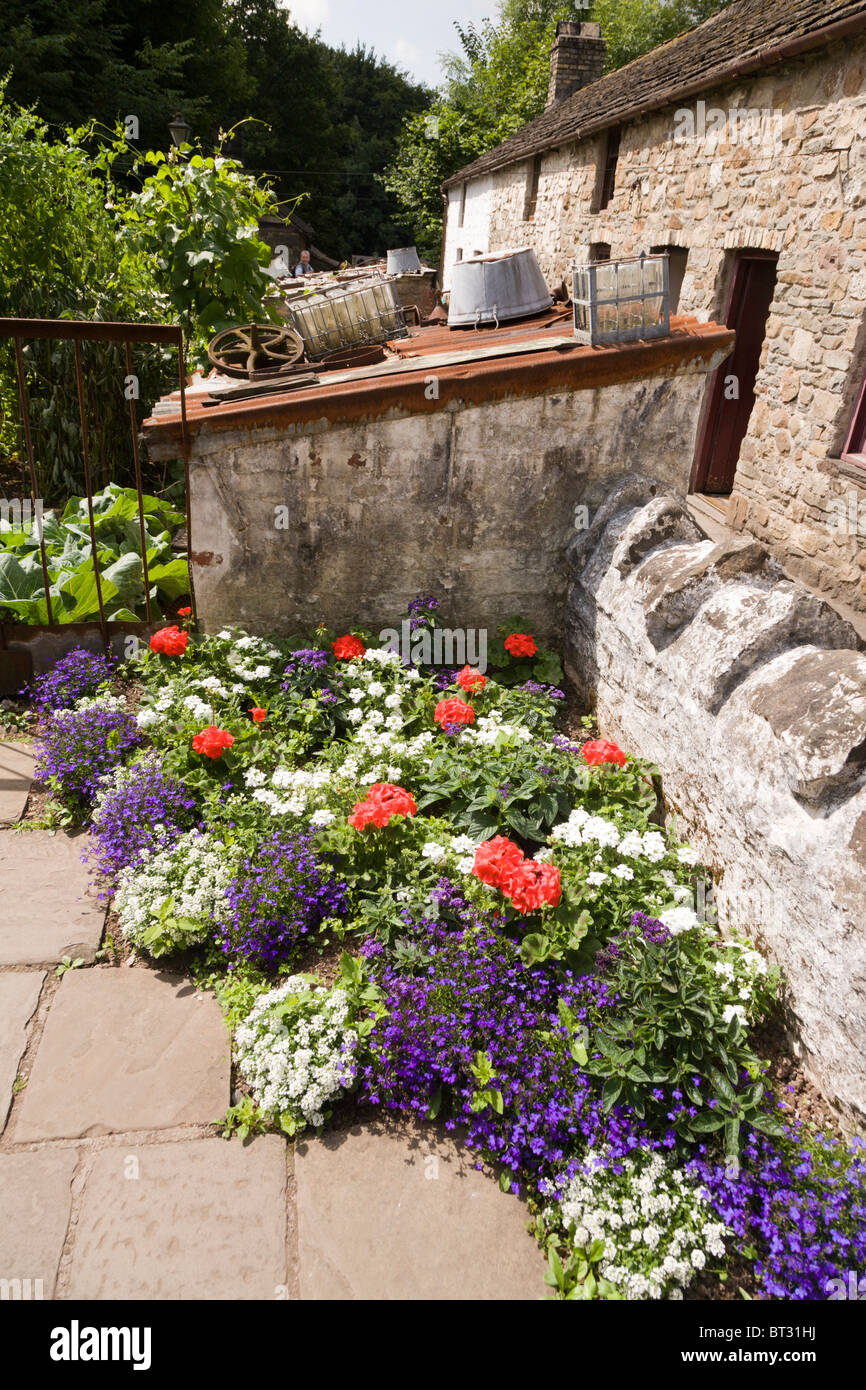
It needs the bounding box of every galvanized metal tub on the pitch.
[386,246,422,274]
[448,247,551,326]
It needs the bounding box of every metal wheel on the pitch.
[207,324,305,379]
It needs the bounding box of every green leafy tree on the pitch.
[121,139,282,362]
[0,89,170,499]
[0,0,250,152]
[593,0,730,71]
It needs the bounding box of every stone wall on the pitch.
[566,475,866,1125]
[445,31,866,613]
[182,367,714,639]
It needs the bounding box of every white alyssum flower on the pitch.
[310,808,335,828]
[235,977,359,1131]
[72,691,126,713]
[546,1148,728,1301]
[114,830,237,954]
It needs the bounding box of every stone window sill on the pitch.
[829,456,866,488]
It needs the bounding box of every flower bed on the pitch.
[26,602,866,1301]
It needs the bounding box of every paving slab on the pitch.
[14,969,230,1142]
[295,1118,547,1300]
[0,741,35,824]
[0,828,104,966]
[66,1137,289,1300]
[0,970,44,1128]
[0,1149,78,1298]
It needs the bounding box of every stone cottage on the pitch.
[442,0,866,615]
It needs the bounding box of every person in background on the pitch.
[295,249,314,276]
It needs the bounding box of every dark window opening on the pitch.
[593,127,620,213]
[589,242,611,262]
[692,251,778,496]
[650,244,689,314]
[455,248,463,262]
[843,371,866,467]
[458,182,467,229]
[524,155,541,221]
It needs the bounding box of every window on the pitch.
[523,155,541,221]
[458,182,467,229]
[650,244,689,313]
[843,370,866,467]
[589,242,611,262]
[592,126,620,213]
[455,248,463,262]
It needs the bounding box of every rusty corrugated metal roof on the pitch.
[143,312,734,453]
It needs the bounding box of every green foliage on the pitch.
[121,141,281,364]
[592,0,730,72]
[543,1238,624,1300]
[0,484,188,624]
[0,0,250,153]
[580,924,781,1159]
[0,89,172,498]
[221,1094,268,1142]
[55,954,85,977]
[1,1,429,265]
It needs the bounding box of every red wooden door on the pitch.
[693,253,778,494]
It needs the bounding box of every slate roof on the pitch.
[442,0,866,188]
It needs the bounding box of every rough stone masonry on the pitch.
[566,475,866,1127]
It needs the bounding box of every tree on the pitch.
[593,0,730,71]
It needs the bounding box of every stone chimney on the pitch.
[546,21,606,107]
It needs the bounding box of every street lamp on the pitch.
[168,112,191,148]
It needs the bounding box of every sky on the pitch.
[281,0,498,88]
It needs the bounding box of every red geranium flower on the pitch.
[505,860,561,913]
[250,706,266,723]
[583,738,627,768]
[434,697,475,727]
[149,625,188,657]
[332,634,366,660]
[348,782,417,830]
[456,664,486,694]
[177,606,192,618]
[191,725,235,760]
[472,835,525,889]
[504,632,537,659]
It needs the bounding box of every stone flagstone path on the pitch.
[0,818,547,1301]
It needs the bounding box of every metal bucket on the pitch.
[287,277,408,359]
[386,246,422,275]
[448,247,551,327]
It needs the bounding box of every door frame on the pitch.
[690,248,778,495]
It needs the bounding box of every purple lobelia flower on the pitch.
[689,1119,866,1300]
[26,646,117,715]
[87,753,197,885]
[216,831,348,969]
[356,880,638,1193]
[35,703,140,808]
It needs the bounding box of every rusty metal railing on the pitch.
[0,318,190,646]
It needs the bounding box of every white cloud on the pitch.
[281,0,331,31]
